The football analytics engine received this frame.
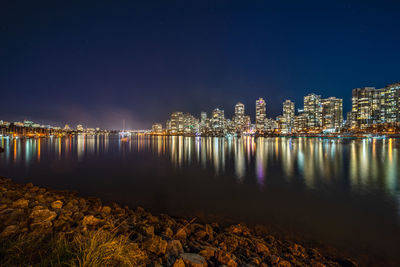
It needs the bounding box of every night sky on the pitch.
[1,1,400,129]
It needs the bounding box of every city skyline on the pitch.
[1,1,400,129]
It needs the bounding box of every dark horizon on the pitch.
[1,1,400,129]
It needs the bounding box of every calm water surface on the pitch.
[1,135,400,261]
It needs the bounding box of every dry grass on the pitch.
[0,229,147,267]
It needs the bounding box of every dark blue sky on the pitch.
[1,1,399,129]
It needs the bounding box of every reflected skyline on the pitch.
[1,135,399,199]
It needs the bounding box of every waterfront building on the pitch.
[255,98,266,133]
[63,124,71,131]
[322,97,343,132]
[382,82,400,123]
[76,124,84,132]
[294,113,307,133]
[282,100,295,134]
[152,123,163,133]
[183,113,199,134]
[169,112,184,134]
[233,102,245,133]
[304,93,322,130]
[211,108,225,135]
[351,87,383,129]
[243,115,251,133]
[265,118,278,132]
[23,120,34,127]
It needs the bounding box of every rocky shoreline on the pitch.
[0,177,356,266]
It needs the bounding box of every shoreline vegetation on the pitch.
[0,177,359,267]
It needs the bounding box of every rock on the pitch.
[163,227,173,237]
[102,206,112,214]
[0,204,7,211]
[12,198,29,209]
[199,246,218,260]
[172,258,185,267]
[51,200,63,209]
[82,215,102,226]
[256,242,270,255]
[277,260,292,267]
[144,235,168,255]
[139,225,155,236]
[268,255,280,264]
[167,240,184,256]
[30,209,57,223]
[194,230,207,240]
[29,186,39,192]
[215,250,238,267]
[180,253,207,267]
[175,227,187,240]
[0,225,18,238]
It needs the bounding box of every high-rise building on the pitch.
[322,97,343,132]
[211,108,225,135]
[294,113,307,133]
[233,102,245,133]
[200,112,208,134]
[76,124,84,132]
[255,98,266,133]
[264,118,278,132]
[152,123,163,133]
[183,113,199,134]
[304,94,322,130]
[63,124,71,131]
[169,112,184,134]
[351,87,383,129]
[282,100,295,134]
[243,115,251,133]
[383,82,400,123]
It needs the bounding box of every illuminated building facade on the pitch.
[282,100,295,134]
[304,94,322,130]
[211,108,225,135]
[169,111,184,134]
[255,98,266,133]
[233,102,245,133]
[152,123,163,133]
[76,124,84,132]
[322,97,343,132]
[183,113,199,134]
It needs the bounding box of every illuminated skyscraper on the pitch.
[211,108,225,135]
[322,97,343,132]
[351,87,383,129]
[183,113,199,134]
[233,102,245,133]
[383,82,400,123]
[169,112,184,134]
[304,93,322,130]
[255,98,266,133]
[282,100,295,133]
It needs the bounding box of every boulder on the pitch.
[180,253,207,267]
[12,198,29,209]
[199,246,218,260]
[256,242,270,255]
[172,258,185,267]
[167,240,184,256]
[51,200,63,209]
[82,215,102,226]
[0,225,18,238]
[144,235,168,255]
[30,209,57,224]
[175,227,187,240]
[101,206,112,214]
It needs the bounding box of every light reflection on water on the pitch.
[0,135,399,197]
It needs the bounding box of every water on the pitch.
[1,135,400,263]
